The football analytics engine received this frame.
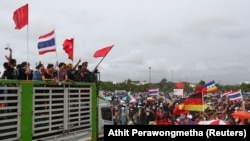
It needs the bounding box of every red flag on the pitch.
[13,3,28,30]
[175,82,184,89]
[93,45,113,58]
[63,38,74,61]
[195,87,207,94]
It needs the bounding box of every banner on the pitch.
[173,89,183,96]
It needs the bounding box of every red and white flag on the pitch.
[13,3,28,30]
[38,30,56,55]
[93,45,113,58]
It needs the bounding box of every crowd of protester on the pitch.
[0,47,98,83]
[105,91,250,125]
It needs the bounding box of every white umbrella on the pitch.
[198,120,230,125]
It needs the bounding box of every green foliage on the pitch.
[99,78,250,93]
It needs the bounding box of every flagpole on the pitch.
[27,26,29,60]
[202,90,205,116]
[93,44,114,72]
[72,36,75,64]
[54,28,58,63]
[54,28,59,81]
[240,89,246,111]
[26,4,29,80]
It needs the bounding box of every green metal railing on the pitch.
[0,80,98,141]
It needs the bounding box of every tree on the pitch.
[158,78,168,92]
[198,80,206,86]
[183,82,193,93]
[99,78,250,94]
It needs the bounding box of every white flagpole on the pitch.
[53,28,59,81]
[240,89,246,111]
[26,24,30,80]
[72,36,75,64]
[26,25,29,64]
[54,28,58,62]
[26,3,30,80]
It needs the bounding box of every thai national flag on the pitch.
[221,89,243,101]
[38,30,56,55]
[148,88,159,96]
[228,90,243,101]
[221,90,232,99]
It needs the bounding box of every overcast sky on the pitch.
[1,0,250,85]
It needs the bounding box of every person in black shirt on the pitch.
[1,62,9,79]
[81,61,98,82]
[81,62,91,82]
[65,59,81,82]
[17,62,33,80]
[2,48,18,80]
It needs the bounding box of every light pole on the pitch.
[171,69,173,82]
[149,67,151,84]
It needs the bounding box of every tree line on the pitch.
[99,78,250,93]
